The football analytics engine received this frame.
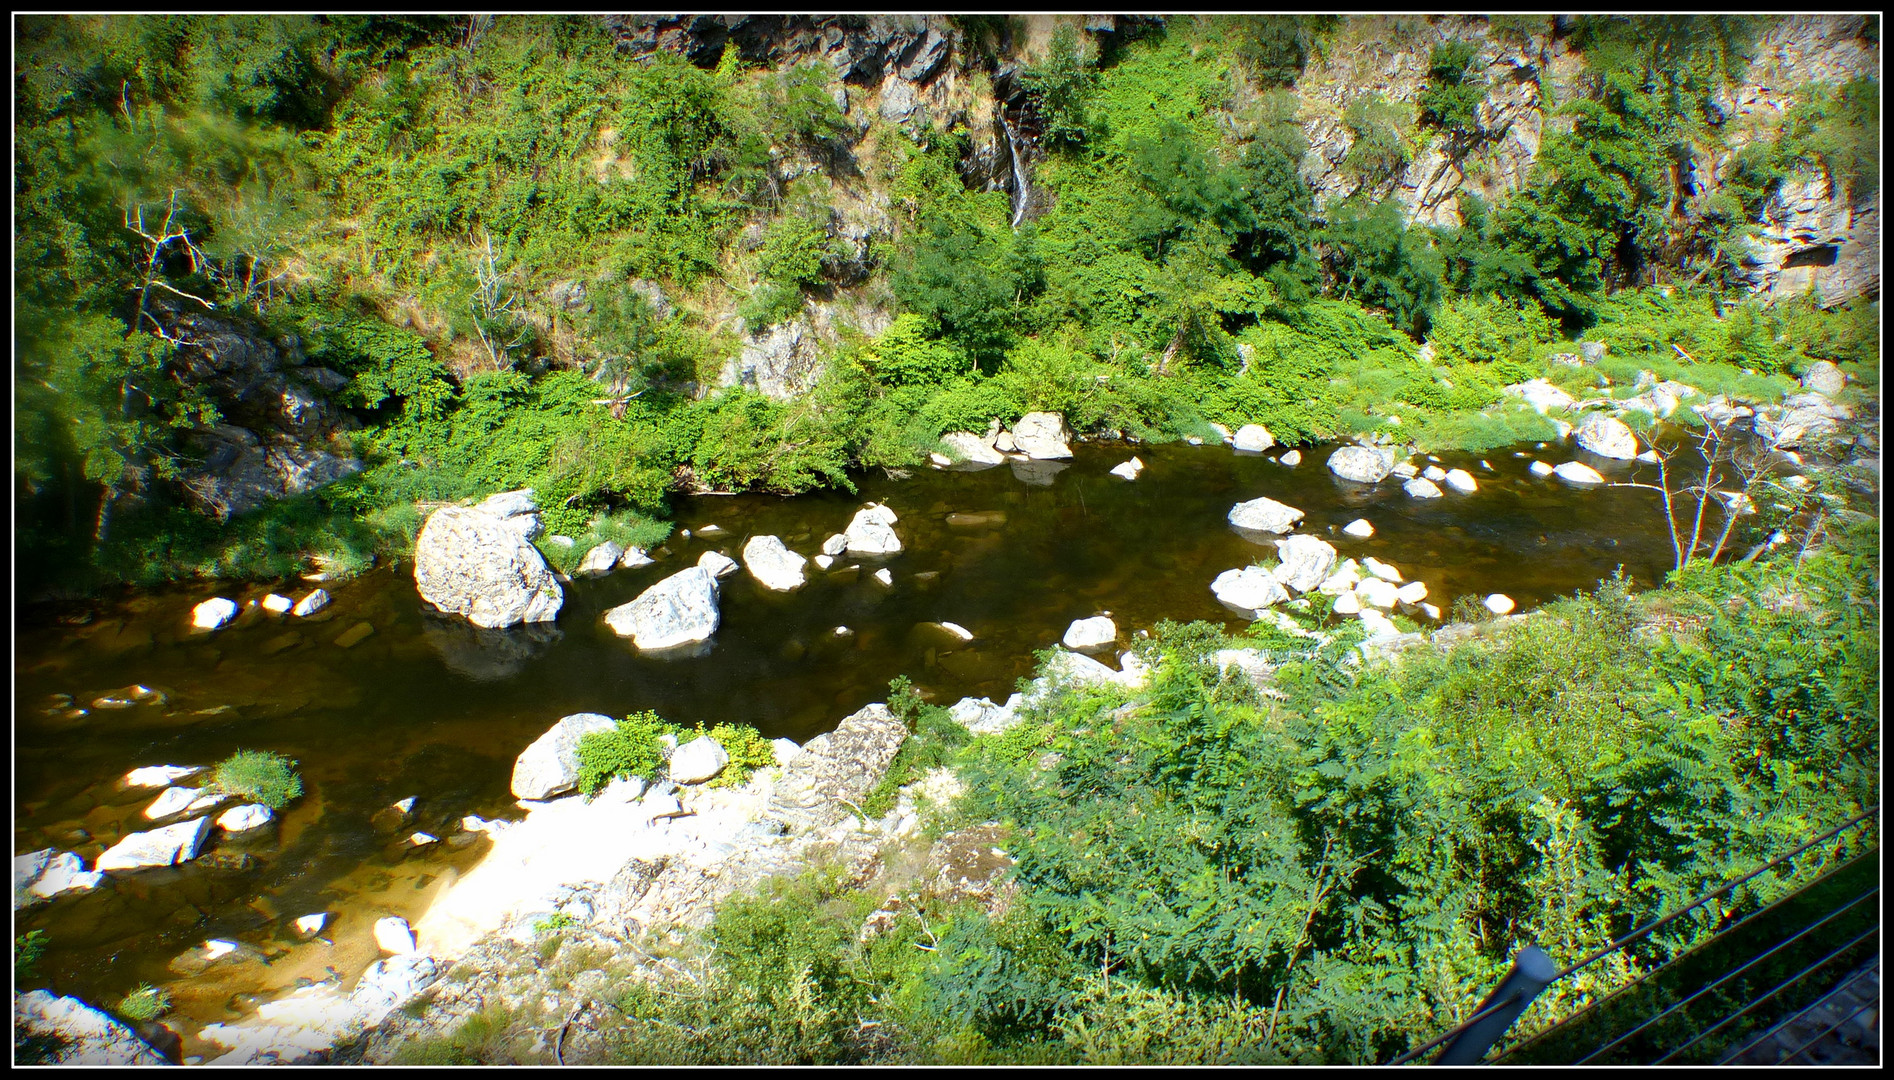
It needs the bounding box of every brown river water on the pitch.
[13,438,1685,1057]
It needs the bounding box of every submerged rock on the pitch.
[413,497,563,630]
[741,535,808,592]
[1327,445,1395,484]
[604,566,721,651]
[511,713,619,800]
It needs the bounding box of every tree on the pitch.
[1020,25,1098,148]
[1611,417,1768,573]
[1417,40,1487,139]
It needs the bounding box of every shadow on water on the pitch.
[13,438,1684,1047]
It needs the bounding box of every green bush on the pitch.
[208,750,303,809]
[15,930,48,983]
[704,722,779,789]
[1340,94,1410,188]
[576,711,680,797]
[1417,40,1486,136]
[115,984,173,1023]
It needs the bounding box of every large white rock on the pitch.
[1332,590,1362,615]
[193,597,239,630]
[291,589,330,617]
[1404,477,1444,499]
[1109,457,1144,480]
[1228,496,1305,534]
[1802,360,1845,396]
[820,533,849,557]
[1485,593,1517,615]
[1507,378,1578,414]
[1233,424,1275,452]
[124,764,203,788]
[1363,557,1404,583]
[1529,461,1556,478]
[96,816,215,872]
[143,786,226,820]
[1553,461,1606,485]
[619,546,655,569]
[1011,412,1073,460]
[741,535,808,591]
[1356,577,1400,610]
[1272,535,1339,594]
[374,916,417,955]
[575,541,625,577]
[413,504,563,629]
[1342,518,1374,539]
[697,550,738,579]
[604,566,722,651]
[217,804,275,832]
[1422,465,1447,482]
[1319,559,1362,595]
[1211,567,1290,618]
[845,504,903,556]
[13,990,169,1065]
[1443,469,1477,494]
[1327,445,1395,484]
[17,850,105,901]
[668,736,729,785]
[1062,616,1117,651]
[941,431,1005,467]
[262,593,294,614]
[1576,413,1639,460]
[1279,449,1302,466]
[1391,461,1420,479]
[1396,581,1429,605]
[510,712,619,800]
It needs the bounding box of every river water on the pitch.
[13,438,1683,1057]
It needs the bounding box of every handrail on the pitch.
[1384,806,1877,1065]
[1652,924,1880,1064]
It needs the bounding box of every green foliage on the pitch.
[1340,94,1411,189]
[1020,26,1099,148]
[389,1004,520,1065]
[576,711,680,797]
[16,931,49,983]
[115,984,173,1023]
[1418,40,1487,137]
[1227,16,1333,89]
[863,678,974,817]
[1428,295,1555,371]
[531,912,577,937]
[705,722,780,789]
[1315,199,1442,336]
[208,750,303,809]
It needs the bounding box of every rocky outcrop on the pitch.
[603,566,722,651]
[718,318,828,401]
[14,991,170,1065]
[511,713,619,801]
[413,494,564,630]
[604,15,955,86]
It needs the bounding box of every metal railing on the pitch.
[1387,807,1878,1065]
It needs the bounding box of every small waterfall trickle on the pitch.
[1001,116,1031,229]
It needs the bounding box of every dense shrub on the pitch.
[208,750,304,809]
[575,711,679,797]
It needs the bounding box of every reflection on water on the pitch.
[13,439,1683,1055]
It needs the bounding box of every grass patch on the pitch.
[207,750,304,810]
[115,983,172,1023]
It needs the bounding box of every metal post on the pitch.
[1435,946,1559,1065]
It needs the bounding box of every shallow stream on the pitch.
[14,438,1684,1057]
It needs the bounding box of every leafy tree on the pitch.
[1417,40,1487,138]
[1314,199,1442,336]
[1020,25,1099,148]
[1340,94,1410,191]
[892,215,1040,363]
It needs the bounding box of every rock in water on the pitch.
[16,850,104,901]
[1356,578,1399,609]
[1575,414,1639,460]
[1010,412,1073,460]
[511,713,620,800]
[1233,424,1275,452]
[124,764,204,788]
[413,504,563,629]
[575,541,625,577]
[1801,360,1845,396]
[1552,461,1606,485]
[373,916,417,955]
[13,991,169,1065]
[1211,567,1289,618]
[619,546,655,569]
[1363,557,1404,583]
[351,954,440,1022]
[1485,593,1516,615]
[1327,445,1395,484]
[1279,449,1302,466]
[217,805,275,832]
[741,535,808,592]
[1228,496,1305,534]
[845,504,902,556]
[1342,518,1374,538]
[261,594,294,614]
[95,817,215,872]
[697,550,738,579]
[1272,535,1338,594]
[940,431,1004,467]
[1404,477,1444,499]
[1422,465,1447,482]
[1396,581,1429,604]
[193,598,239,630]
[1529,461,1556,477]
[1062,616,1117,651]
[668,736,729,785]
[1445,469,1477,496]
[1109,457,1144,480]
[603,566,721,651]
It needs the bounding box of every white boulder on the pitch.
[1485,594,1517,615]
[262,594,294,614]
[294,913,328,937]
[1576,413,1639,460]
[1342,518,1374,539]
[873,567,894,587]
[1422,465,1447,482]
[1395,581,1429,605]
[1552,461,1606,485]
[741,535,808,592]
[217,804,275,832]
[510,712,619,800]
[124,764,203,788]
[1011,412,1074,460]
[845,504,903,556]
[352,955,441,1022]
[1109,457,1144,480]
[1404,477,1444,499]
[374,916,417,955]
[948,695,1025,736]
[1392,461,1420,479]
[941,431,1005,467]
[697,550,738,579]
[1319,559,1362,595]
[668,736,729,785]
[1328,445,1395,484]
[619,546,655,569]
[1356,577,1400,609]
[291,589,330,617]
[1272,535,1339,594]
[1062,616,1117,651]
[821,533,849,556]
[938,621,975,642]
[1332,591,1362,615]
[771,738,804,766]
[1443,469,1477,494]
[604,566,722,651]
[413,502,563,629]
[1211,567,1289,618]
[1507,378,1578,414]
[143,786,226,820]
[575,541,625,577]
[13,991,169,1065]
[1802,360,1845,396]
[1233,424,1275,452]
[96,816,215,872]
[1358,609,1401,640]
[1530,461,1556,477]
[193,598,239,630]
[1228,496,1305,534]
[1363,557,1404,582]
[1279,449,1302,466]
[17,850,105,901]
